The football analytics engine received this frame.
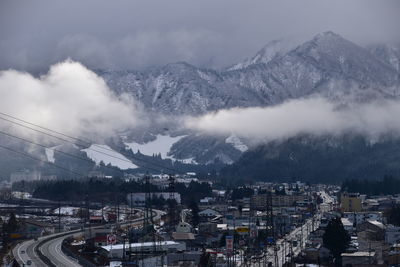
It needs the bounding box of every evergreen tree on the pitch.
[323,217,350,263]
[5,213,18,233]
[386,203,400,226]
[189,199,200,227]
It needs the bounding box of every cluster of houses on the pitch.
[92,181,326,266]
[300,191,400,266]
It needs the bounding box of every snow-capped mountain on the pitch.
[367,43,400,72]
[101,32,400,116]
[96,31,400,165]
[227,39,295,71]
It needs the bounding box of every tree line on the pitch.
[24,177,212,205]
[341,176,400,196]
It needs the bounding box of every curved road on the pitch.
[40,234,81,267]
[13,209,164,267]
[13,230,81,267]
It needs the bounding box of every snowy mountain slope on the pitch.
[101,32,400,117]
[4,32,400,175]
[82,144,138,170]
[227,39,295,71]
[100,63,262,116]
[125,134,185,159]
[97,32,400,165]
[367,43,400,72]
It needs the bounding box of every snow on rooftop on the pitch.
[82,144,138,170]
[101,241,180,251]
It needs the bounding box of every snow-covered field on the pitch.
[125,134,185,159]
[53,206,80,216]
[82,144,138,169]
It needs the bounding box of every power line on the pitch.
[0,112,185,174]
[0,129,127,174]
[0,143,84,177]
[0,128,178,174]
[0,111,122,153]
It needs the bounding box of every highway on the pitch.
[14,238,42,267]
[13,209,164,267]
[40,234,81,267]
[13,230,83,267]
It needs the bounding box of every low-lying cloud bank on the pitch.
[0,60,142,142]
[185,97,400,142]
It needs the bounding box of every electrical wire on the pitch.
[0,129,128,174]
[0,112,186,174]
[0,143,84,177]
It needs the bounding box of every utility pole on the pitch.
[101,200,104,223]
[300,224,303,249]
[58,200,61,233]
[168,175,177,230]
[274,246,279,267]
[283,237,287,265]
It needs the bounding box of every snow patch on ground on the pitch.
[45,146,61,163]
[53,207,80,216]
[125,135,185,159]
[177,157,198,165]
[225,134,248,152]
[82,144,138,170]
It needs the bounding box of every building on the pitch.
[198,209,221,218]
[250,194,309,210]
[176,222,192,233]
[343,211,383,225]
[341,251,376,266]
[341,192,362,212]
[100,241,186,258]
[126,192,181,207]
[167,251,202,267]
[10,170,41,183]
[198,223,218,236]
[386,225,400,244]
[341,218,355,234]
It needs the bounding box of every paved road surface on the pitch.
[14,209,163,267]
[14,239,43,267]
[40,234,81,267]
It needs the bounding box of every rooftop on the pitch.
[101,241,181,251]
[341,251,376,257]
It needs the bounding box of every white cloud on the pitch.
[0,60,142,142]
[186,96,400,143]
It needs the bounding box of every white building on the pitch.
[100,241,186,258]
[343,212,383,225]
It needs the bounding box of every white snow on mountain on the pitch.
[125,134,186,159]
[45,145,63,163]
[45,148,55,163]
[225,134,248,152]
[99,32,400,165]
[82,144,138,169]
[227,39,295,71]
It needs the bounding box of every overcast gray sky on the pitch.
[1,0,399,73]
